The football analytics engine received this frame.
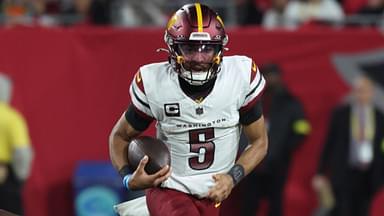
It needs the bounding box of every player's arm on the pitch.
[108,111,142,172]
[208,102,268,203]
[237,115,268,176]
[110,70,155,171]
[109,105,171,190]
[208,61,267,202]
[234,61,268,178]
[9,112,34,181]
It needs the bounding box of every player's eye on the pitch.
[201,45,215,52]
[178,44,219,55]
[178,44,197,54]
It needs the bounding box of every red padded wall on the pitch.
[2,26,383,216]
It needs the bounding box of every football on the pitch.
[127,136,171,175]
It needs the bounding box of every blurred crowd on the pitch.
[0,0,383,28]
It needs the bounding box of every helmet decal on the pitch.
[195,3,203,32]
[216,15,225,28]
[167,14,178,31]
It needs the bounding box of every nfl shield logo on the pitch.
[195,107,204,115]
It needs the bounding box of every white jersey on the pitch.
[129,55,265,198]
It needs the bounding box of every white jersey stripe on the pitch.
[131,85,149,108]
[132,79,148,102]
[242,75,266,107]
[249,67,261,91]
[129,85,153,117]
[245,73,264,99]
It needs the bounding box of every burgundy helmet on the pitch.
[164,3,228,85]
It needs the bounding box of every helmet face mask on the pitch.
[177,43,221,70]
[164,3,228,86]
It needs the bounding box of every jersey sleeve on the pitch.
[125,104,153,131]
[239,100,263,125]
[240,61,266,113]
[9,111,31,148]
[129,70,154,120]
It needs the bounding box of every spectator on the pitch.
[30,0,60,27]
[0,73,33,215]
[342,0,367,15]
[262,0,289,29]
[111,0,167,27]
[2,0,33,26]
[355,0,384,25]
[236,0,263,25]
[61,0,111,26]
[313,75,384,216]
[284,0,345,29]
[358,0,384,14]
[241,63,311,216]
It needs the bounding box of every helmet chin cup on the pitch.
[178,60,221,86]
[180,69,211,86]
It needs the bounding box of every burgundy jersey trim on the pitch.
[135,71,146,94]
[240,87,265,113]
[250,61,258,84]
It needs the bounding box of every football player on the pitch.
[109,3,268,216]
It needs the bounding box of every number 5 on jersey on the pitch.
[188,128,215,170]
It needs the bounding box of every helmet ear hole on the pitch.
[213,56,221,64]
[177,56,185,64]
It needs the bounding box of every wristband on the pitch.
[227,164,245,185]
[122,174,132,190]
[118,165,133,178]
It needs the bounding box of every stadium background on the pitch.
[1,1,384,215]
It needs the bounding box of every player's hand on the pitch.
[312,174,330,192]
[312,174,335,208]
[207,173,234,203]
[128,155,172,190]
